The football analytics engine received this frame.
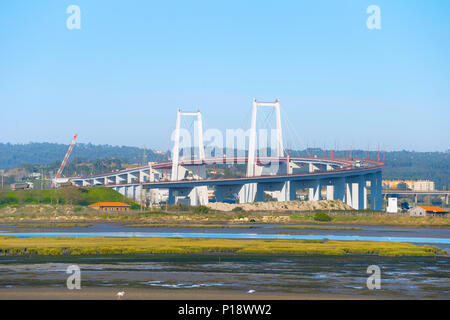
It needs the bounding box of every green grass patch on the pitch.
[0,236,444,257]
[0,187,139,208]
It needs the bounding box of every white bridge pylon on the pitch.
[171,109,208,205]
[171,109,205,181]
[243,99,286,203]
[247,99,284,177]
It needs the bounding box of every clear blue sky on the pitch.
[1,0,449,152]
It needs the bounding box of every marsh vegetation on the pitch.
[0,236,444,257]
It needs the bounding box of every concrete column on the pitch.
[189,186,208,205]
[326,185,334,200]
[256,183,264,202]
[374,171,382,211]
[369,171,382,211]
[351,182,359,209]
[334,177,346,202]
[279,181,290,202]
[239,183,256,203]
[135,185,143,204]
[132,185,136,201]
[357,176,366,210]
[189,187,199,206]
[253,182,292,202]
[346,180,352,207]
[168,189,175,205]
[215,187,224,202]
[309,180,321,201]
[289,181,297,201]
[363,178,368,209]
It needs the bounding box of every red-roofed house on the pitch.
[409,206,449,217]
[88,202,131,212]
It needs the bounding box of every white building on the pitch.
[386,197,398,213]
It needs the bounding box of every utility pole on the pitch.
[143,145,147,165]
[140,184,145,212]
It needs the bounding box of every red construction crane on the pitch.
[52,134,78,188]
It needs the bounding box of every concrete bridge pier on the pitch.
[115,186,125,197]
[135,184,145,204]
[239,183,257,203]
[326,185,334,200]
[345,180,353,208]
[321,178,337,201]
[309,180,322,201]
[344,176,365,210]
[357,176,367,210]
[168,187,192,205]
[215,184,243,203]
[189,186,208,206]
[255,181,291,202]
[332,177,346,202]
[289,181,299,201]
[368,171,382,210]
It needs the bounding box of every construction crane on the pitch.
[52,134,78,188]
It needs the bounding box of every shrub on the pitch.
[167,203,191,212]
[232,206,245,212]
[313,212,332,222]
[193,205,209,214]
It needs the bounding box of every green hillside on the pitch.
[0,187,140,209]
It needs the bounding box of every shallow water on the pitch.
[0,255,448,299]
[1,231,450,245]
[0,223,449,298]
[2,222,449,239]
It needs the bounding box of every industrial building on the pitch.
[383,180,435,191]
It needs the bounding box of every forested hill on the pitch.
[0,143,448,189]
[378,150,449,190]
[290,149,449,190]
[0,142,168,169]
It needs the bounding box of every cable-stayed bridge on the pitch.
[63,99,384,210]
